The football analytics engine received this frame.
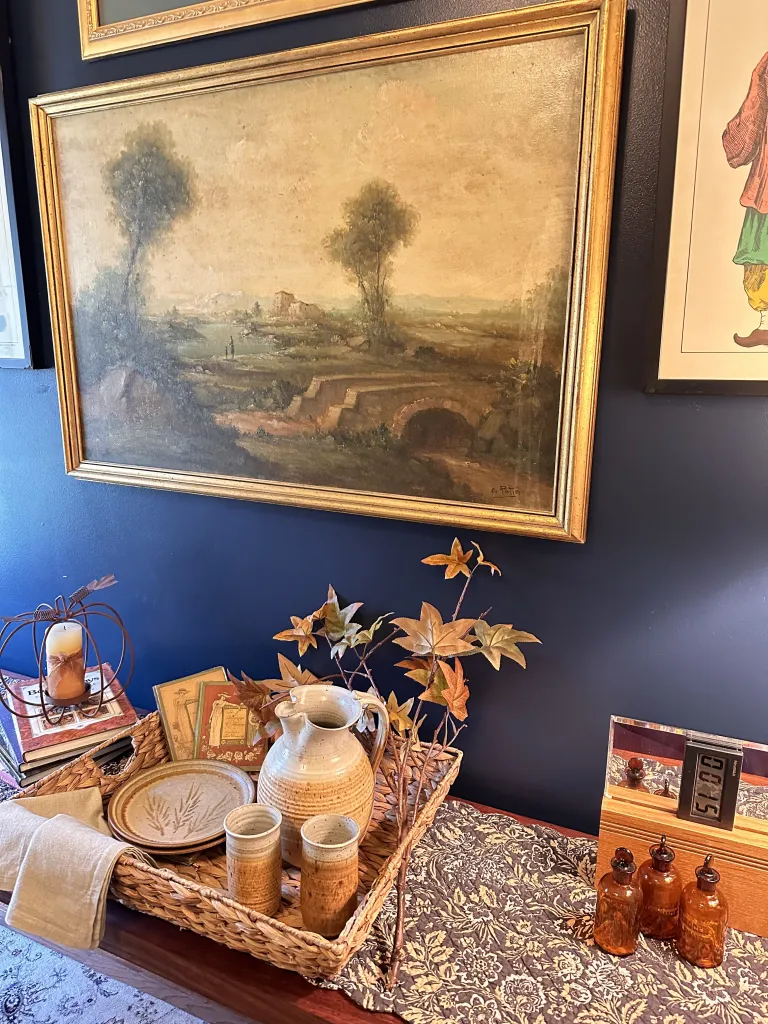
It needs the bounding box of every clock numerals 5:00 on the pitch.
[693,754,724,819]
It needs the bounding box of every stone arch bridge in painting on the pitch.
[286,373,499,447]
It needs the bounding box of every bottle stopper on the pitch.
[696,854,720,891]
[624,757,646,787]
[650,834,675,871]
[611,847,636,875]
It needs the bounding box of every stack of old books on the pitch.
[0,665,137,788]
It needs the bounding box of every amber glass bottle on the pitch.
[637,835,682,939]
[618,757,650,792]
[594,847,644,956]
[677,855,728,968]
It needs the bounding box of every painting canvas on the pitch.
[656,0,768,392]
[78,0,371,59]
[34,2,625,541]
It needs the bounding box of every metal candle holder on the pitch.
[0,575,133,726]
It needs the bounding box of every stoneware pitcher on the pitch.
[257,685,389,866]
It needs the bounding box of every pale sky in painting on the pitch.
[99,0,184,22]
[55,32,586,312]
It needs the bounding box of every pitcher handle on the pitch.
[354,689,389,784]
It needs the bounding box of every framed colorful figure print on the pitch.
[33,0,625,542]
[0,73,30,369]
[77,0,371,59]
[653,0,768,394]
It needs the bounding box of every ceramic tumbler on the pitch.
[300,814,360,937]
[224,804,282,916]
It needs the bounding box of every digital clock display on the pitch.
[678,736,742,831]
[691,752,726,821]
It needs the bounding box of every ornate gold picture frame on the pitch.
[77,0,370,59]
[33,1,625,542]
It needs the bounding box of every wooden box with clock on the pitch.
[597,718,768,938]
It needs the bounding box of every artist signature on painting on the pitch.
[489,484,521,501]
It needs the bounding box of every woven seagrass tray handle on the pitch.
[354,689,389,834]
[18,713,168,800]
[15,739,135,800]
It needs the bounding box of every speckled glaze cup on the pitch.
[300,814,360,937]
[225,804,282,916]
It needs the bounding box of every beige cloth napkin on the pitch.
[0,786,153,949]
[0,787,110,890]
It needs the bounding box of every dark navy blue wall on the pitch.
[2,0,767,834]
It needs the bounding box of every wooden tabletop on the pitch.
[0,800,593,1024]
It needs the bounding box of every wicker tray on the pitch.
[16,712,461,977]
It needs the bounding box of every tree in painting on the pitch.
[325,180,418,351]
[73,123,254,475]
[104,122,195,309]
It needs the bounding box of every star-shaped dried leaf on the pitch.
[330,636,358,660]
[422,538,473,579]
[274,653,320,688]
[354,613,392,646]
[356,686,380,733]
[228,671,281,728]
[411,713,428,749]
[438,658,470,721]
[386,691,415,736]
[396,656,434,688]
[273,615,318,657]
[422,667,449,707]
[471,541,501,577]
[316,585,363,642]
[392,603,476,658]
[473,621,540,670]
[228,669,271,702]
[396,657,449,706]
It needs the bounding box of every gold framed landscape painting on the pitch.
[655,0,768,394]
[77,0,369,59]
[33,0,625,542]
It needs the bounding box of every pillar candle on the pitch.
[45,621,87,702]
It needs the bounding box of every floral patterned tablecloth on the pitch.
[319,801,768,1024]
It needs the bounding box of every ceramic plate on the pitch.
[108,820,226,856]
[108,760,254,850]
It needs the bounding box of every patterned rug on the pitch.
[0,924,204,1024]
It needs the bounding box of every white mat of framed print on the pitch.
[0,74,29,369]
[656,0,768,390]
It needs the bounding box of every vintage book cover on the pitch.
[18,735,135,787]
[194,679,267,771]
[153,666,227,761]
[0,673,25,765]
[0,730,20,780]
[3,665,137,764]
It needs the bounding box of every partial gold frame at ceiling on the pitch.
[77,0,372,59]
